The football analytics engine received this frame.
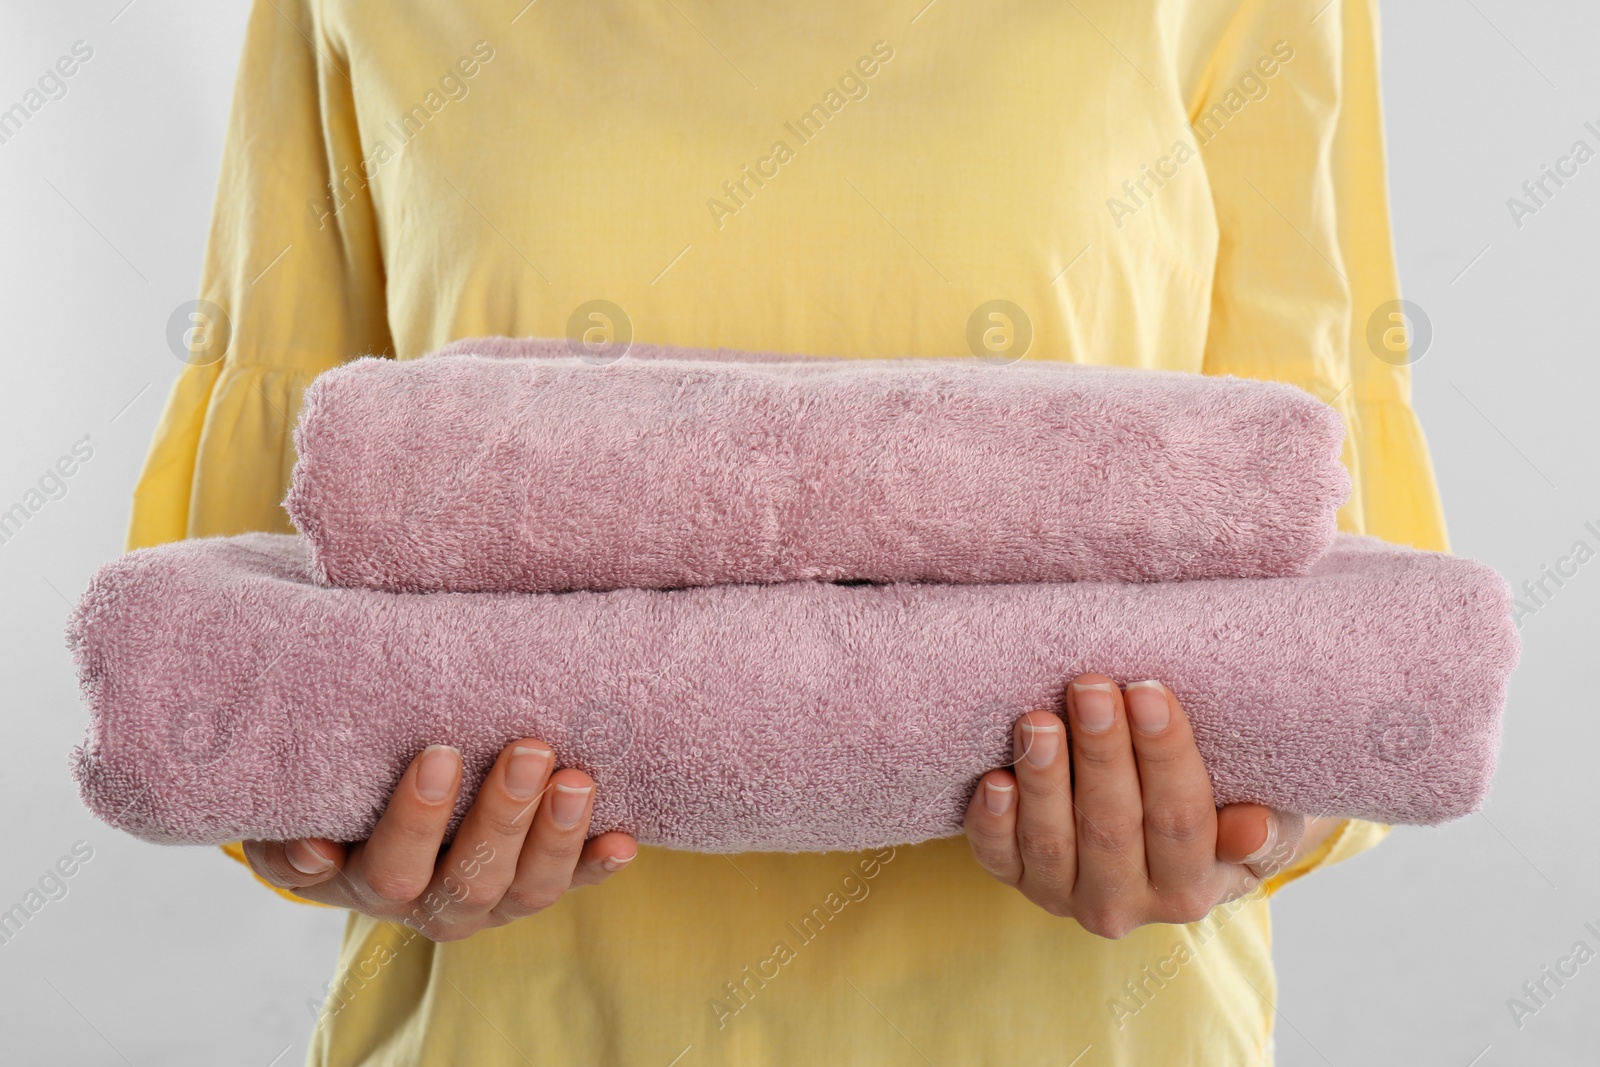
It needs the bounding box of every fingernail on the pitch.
[601,853,635,873]
[286,840,332,875]
[415,745,460,804]
[505,746,552,800]
[984,780,1015,815]
[1243,820,1280,866]
[550,783,592,829]
[1073,681,1116,733]
[1019,722,1061,767]
[1125,681,1171,734]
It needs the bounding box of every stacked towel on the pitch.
[67,340,1518,850]
[286,348,1350,592]
[68,532,1516,850]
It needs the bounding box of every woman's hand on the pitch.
[963,674,1316,939]
[242,740,637,941]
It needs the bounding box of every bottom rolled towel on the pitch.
[67,533,1518,851]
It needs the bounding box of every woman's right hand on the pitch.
[241,740,637,940]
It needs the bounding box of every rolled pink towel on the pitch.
[68,533,1516,850]
[284,341,1350,592]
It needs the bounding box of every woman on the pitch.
[130,1,1445,1062]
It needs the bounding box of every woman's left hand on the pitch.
[963,674,1322,939]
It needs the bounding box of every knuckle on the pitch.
[532,835,584,868]
[1133,744,1189,770]
[1032,894,1074,919]
[385,817,448,851]
[1072,741,1126,768]
[1029,867,1074,899]
[502,886,563,915]
[964,837,1019,879]
[450,881,505,912]
[1015,772,1064,802]
[477,808,532,840]
[364,871,426,904]
[1015,829,1070,867]
[1078,906,1136,940]
[1075,813,1140,855]
[1144,801,1213,846]
[1162,891,1216,926]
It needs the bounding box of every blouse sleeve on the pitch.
[126,0,392,905]
[1185,0,1449,892]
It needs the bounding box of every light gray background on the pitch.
[0,2,1593,1064]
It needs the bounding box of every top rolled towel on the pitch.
[286,338,1351,593]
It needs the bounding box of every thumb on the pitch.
[243,838,349,891]
[1216,805,1305,879]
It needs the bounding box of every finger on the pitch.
[348,744,463,907]
[490,768,596,922]
[567,831,640,890]
[428,740,555,923]
[242,838,349,896]
[962,768,1022,885]
[1217,806,1306,879]
[1010,709,1077,908]
[1252,812,1306,880]
[1212,860,1265,908]
[1215,803,1273,865]
[1065,675,1148,913]
[1123,680,1220,906]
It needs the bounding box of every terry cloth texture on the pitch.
[68,532,1517,851]
[285,343,1351,593]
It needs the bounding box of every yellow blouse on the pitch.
[128,1,1447,1063]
